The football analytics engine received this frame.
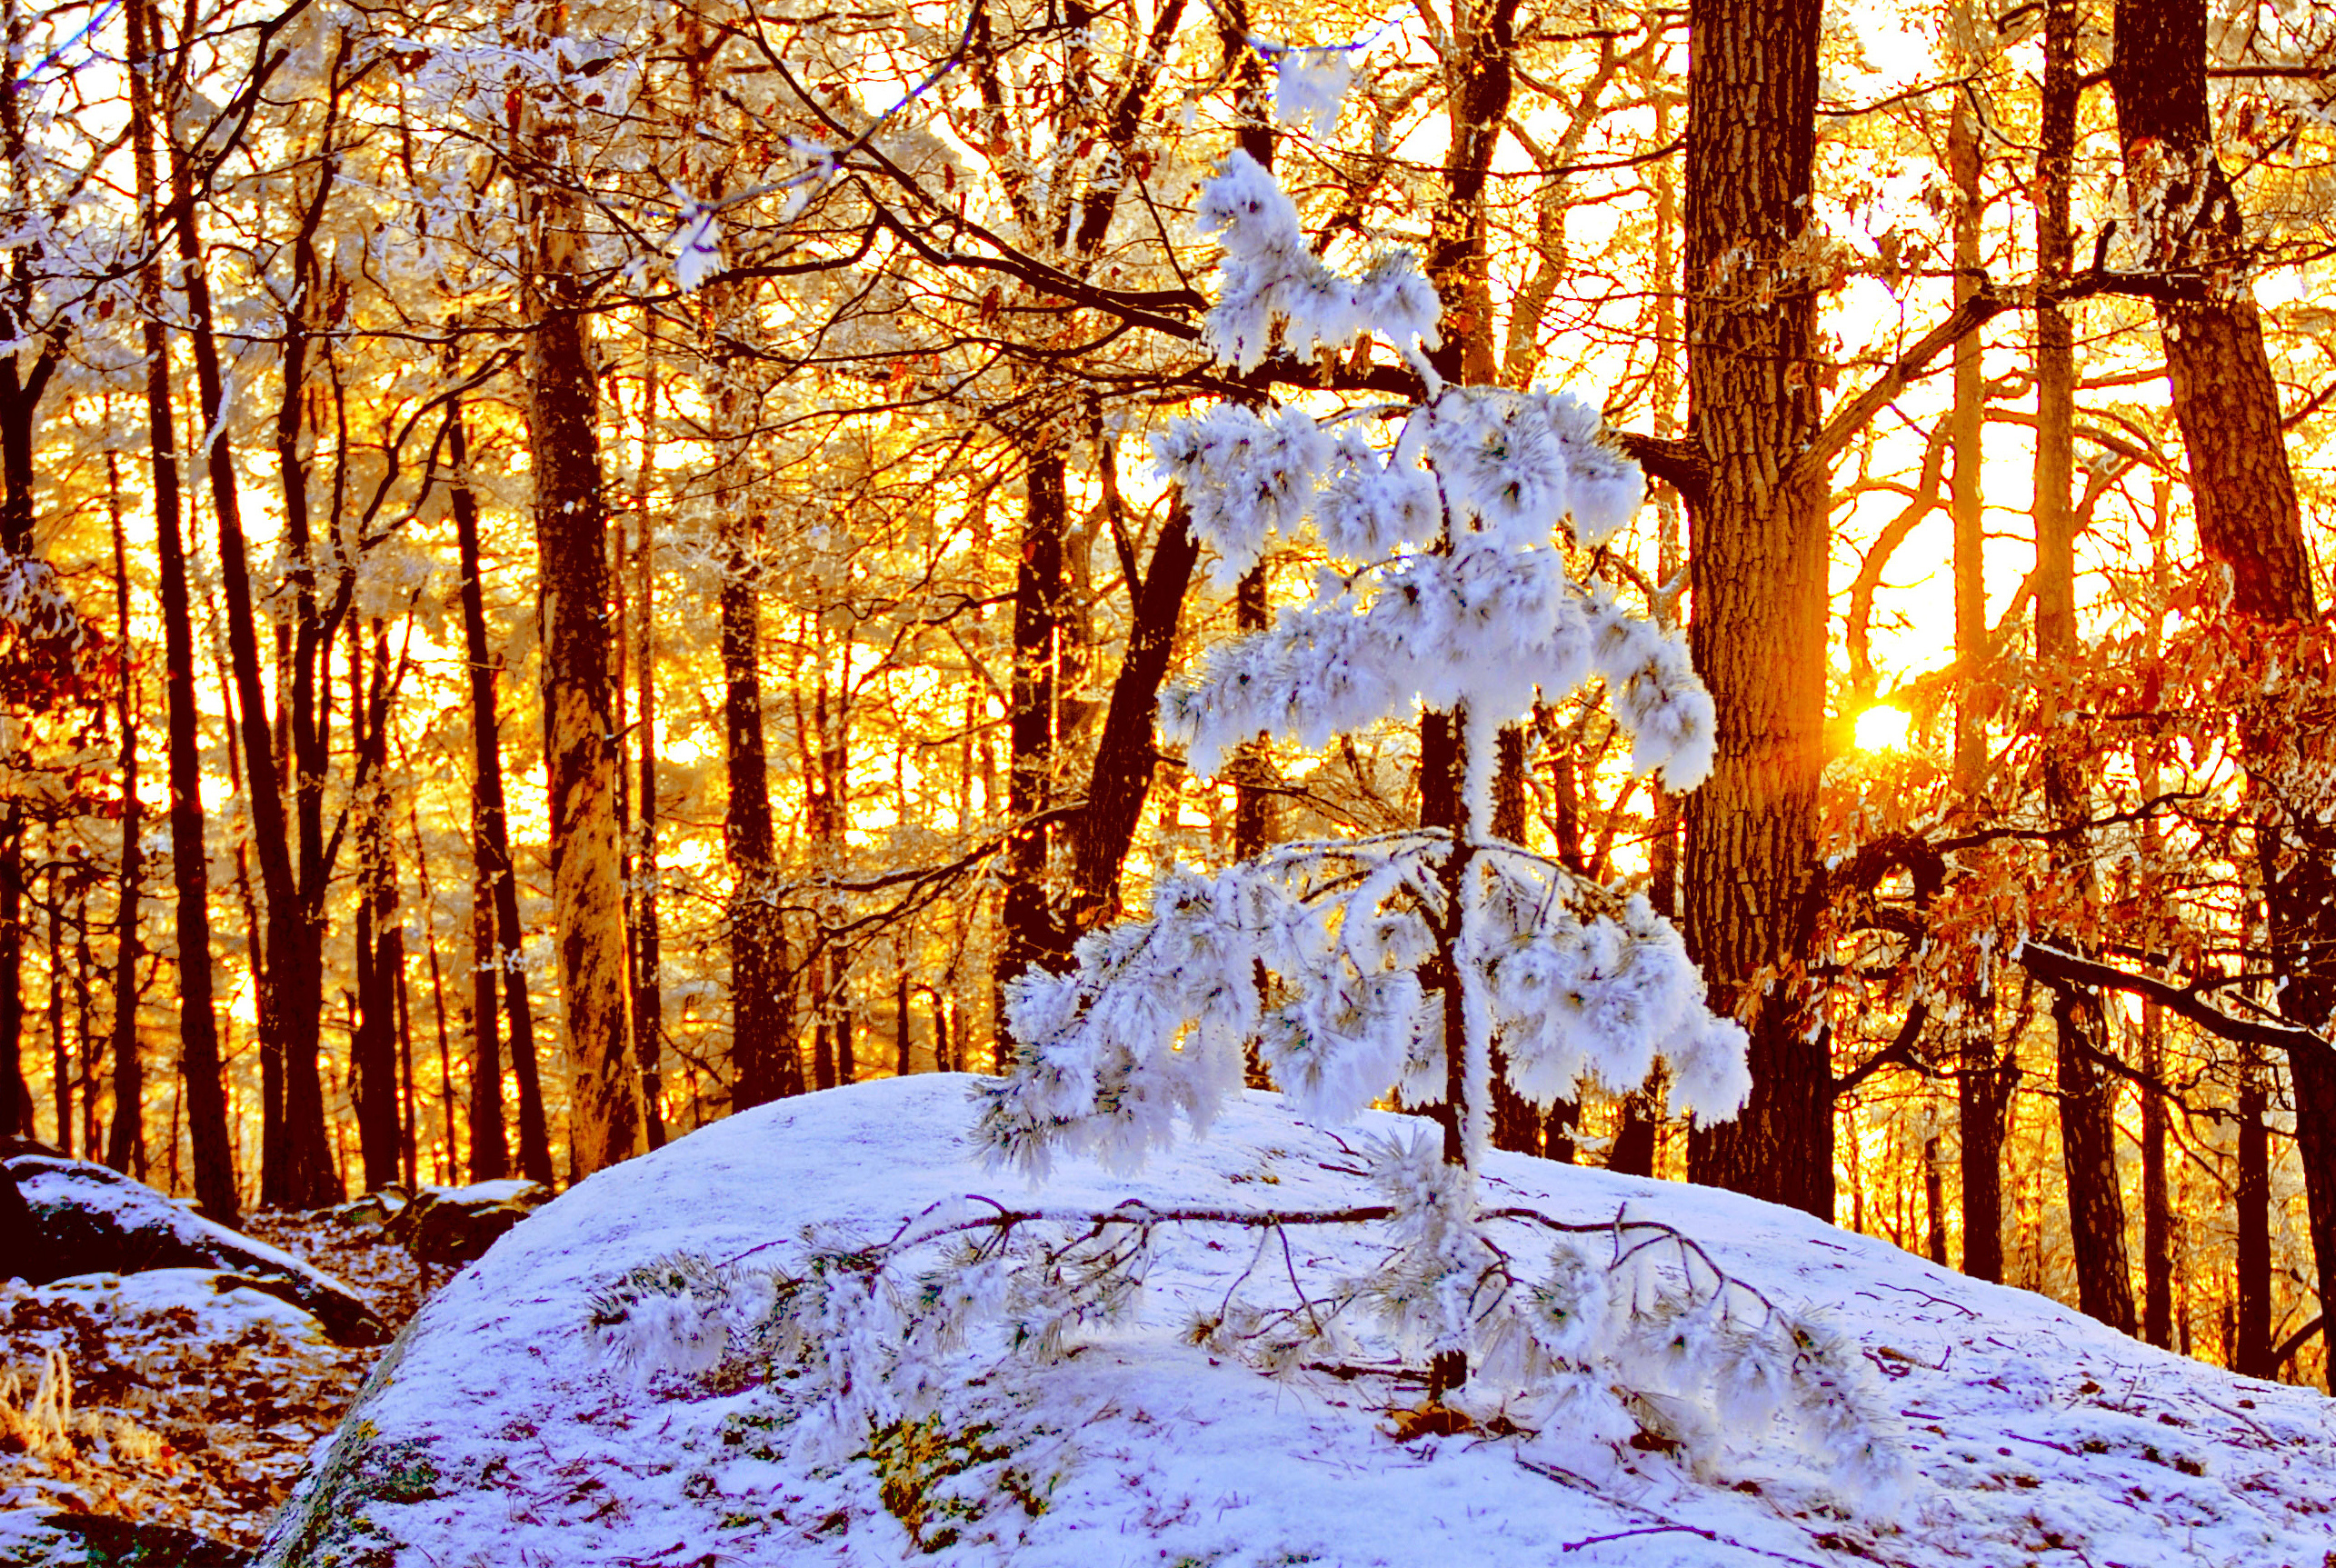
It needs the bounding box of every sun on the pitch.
[1853,704,1912,753]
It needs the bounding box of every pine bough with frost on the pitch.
[593,145,1909,1514]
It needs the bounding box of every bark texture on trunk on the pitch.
[517,103,644,1175]
[2111,0,2336,1373]
[1680,0,1832,1221]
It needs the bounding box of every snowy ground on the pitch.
[261,1076,2336,1567]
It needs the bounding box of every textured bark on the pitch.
[1680,0,1832,1220]
[2054,992,2136,1333]
[2111,0,2336,1373]
[1959,1040,2012,1283]
[519,133,644,1178]
[129,0,230,1220]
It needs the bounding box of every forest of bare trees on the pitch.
[2,0,2334,1389]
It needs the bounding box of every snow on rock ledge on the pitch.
[256,1076,2335,1567]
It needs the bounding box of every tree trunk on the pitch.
[996,444,1069,1006]
[2110,0,2334,1363]
[1944,79,2009,1283]
[512,12,643,1178]
[2140,998,2173,1348]
[722,495,794,1107]
[449,407,549,1183]
[2037,0,2134,1335]
[2234,1057,2273,1376]
[1681,0,1832,1221]
[161,92,334,1209]
[128,0,231,1220]
[1487,724,1540,1155]
[632,335,666,1149]
[349,619,403,1193]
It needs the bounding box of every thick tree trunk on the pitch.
[449,409,549,1183]
[1681,0,1832,1220]
[129,0,231,1220]
[2111,0,2336,1373]
[517,146,644,1174]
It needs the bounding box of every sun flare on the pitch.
[1853,704,1912,753]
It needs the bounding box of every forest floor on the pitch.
[0,1206,437,1549]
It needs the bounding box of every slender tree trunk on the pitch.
[410,804,461,1183]
[45,852,65,1154]
[720,492,792,1106]
[633,325,666,1148]
[349,619,403,1192]
[448,408,545,1183]
[1488,724,1540,1155]
[2235,1056,2273,1375]
[2140,1010,2173,1350]
[1681,0,1832,1220]
[2031,0,2136,1334]
[1945,83,2009,1284]
[128,0,230,1219]
[515,67,643,1177]
[1231,564,1273,861]
[161,85,334,1208]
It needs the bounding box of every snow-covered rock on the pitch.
[4,1155,385,1346]
[380,1179,552,1268]
[256,1077,2336,1567]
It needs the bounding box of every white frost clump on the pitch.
[1196,149,1438,376]
[1270,45,1353,140]
[668,202,723,293]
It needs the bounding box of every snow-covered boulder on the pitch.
[381,1179,551,1268]
[3,1155,384,1346]
[256,1077,2336,1567]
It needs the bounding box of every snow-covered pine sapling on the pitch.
[975,148,1752,1397]
[592,118,1908,1522]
